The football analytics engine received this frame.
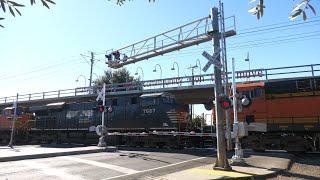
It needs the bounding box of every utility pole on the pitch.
[8,93,18,149]
[211,7,231,170]
[89,52,94,87]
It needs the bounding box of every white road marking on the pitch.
[21,160,86,180]
[62,156,139,174]
[102,156,207,180]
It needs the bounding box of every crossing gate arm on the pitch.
[107,131,217,137]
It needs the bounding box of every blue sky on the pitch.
[0,0,319,117]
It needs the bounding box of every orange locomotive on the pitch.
[215,76,320,152]
[0,107,33,144]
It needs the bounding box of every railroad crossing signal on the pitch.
[97,83,107,147]
[240,95,252,108]
[96,89,104,101]
[219,96,232,110]
[202,50,222,72]
[97,100,105,113]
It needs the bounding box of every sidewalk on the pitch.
[160,150,293,179]
[0,144,117,162]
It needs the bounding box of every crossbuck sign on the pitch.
[202,50,222,72]
[96,89,103,101]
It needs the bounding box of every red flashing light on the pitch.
[98,105,105,113]
[220,96,232,110]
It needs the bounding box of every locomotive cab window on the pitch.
[241,88,262,99]
[162,96,174,104]
[141,98,156,106]
[252,88,263,98]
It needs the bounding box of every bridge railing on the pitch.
[1,64,319,105]
[264,64,320,80]
[0,74,216,104]
[141,73,215,89]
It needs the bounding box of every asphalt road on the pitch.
[0,149,215,180]
[268,153,320,180]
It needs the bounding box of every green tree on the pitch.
[192,115,205,129]
[0,0,55,27]
[94,68,137,86]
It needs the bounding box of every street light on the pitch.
[194,59,202,75]
[171,61,180,77]
[76,75,87,87]
[153,64,162,79]
[245,52,251,81]
[245,52,250,71]
[187,64,198,83]
[135,67,144,80]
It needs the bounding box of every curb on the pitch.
[0,146,117,162]
[243,153,295,180]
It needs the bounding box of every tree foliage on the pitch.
[114,0,155,6]
[1,0,317,28]
[191,115,205,129]
[115,0,317,21]
[0,0,55,28]
[94,68,137,86]
[249,0,317,21]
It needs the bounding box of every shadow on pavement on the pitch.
[117,146,217,157]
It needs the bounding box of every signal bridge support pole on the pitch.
[212,7,231,170]
[231,58,244,163]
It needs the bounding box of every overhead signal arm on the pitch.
[106,16,236,69]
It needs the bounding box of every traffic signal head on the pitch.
[105,54,112,61]
[112,51,120,60]
[219,96,232,110]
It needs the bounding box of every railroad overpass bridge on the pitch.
[1,63,318,109]
[0,73,217,109]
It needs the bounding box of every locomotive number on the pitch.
[143,108,156,114]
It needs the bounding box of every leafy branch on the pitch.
[249,0,317,21]
[113,0,155,6]
[0,0,55,28]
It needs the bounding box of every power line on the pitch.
[157,33,320,58]
[0,59,83,81]
[237,16,320,32]
[237,19,320,36]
